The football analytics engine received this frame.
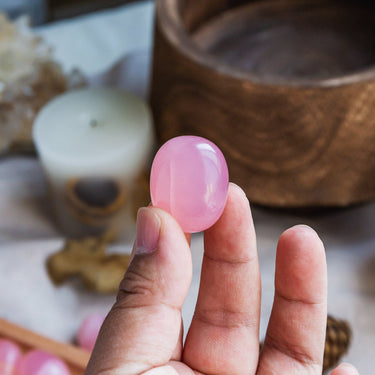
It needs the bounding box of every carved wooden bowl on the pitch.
[151,0,375,207]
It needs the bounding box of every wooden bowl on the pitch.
[151,0,375,207]
[0,318,90,374]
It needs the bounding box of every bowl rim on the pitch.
[157,0,375,89]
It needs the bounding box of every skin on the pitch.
[85,183,358,375]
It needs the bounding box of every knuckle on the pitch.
[116,264,158,304]
[264,331,321,369]
[195,307,258,330]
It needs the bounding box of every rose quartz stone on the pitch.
[77,313,106,351]
[0,339,22,375]
[150,136,229,233]
[16,350,71,375]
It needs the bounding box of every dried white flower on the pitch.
[0,13,84,153]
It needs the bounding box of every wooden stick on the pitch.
[0,318,90,374]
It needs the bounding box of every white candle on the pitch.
[33,88,154,239]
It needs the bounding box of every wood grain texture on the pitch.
[151,0,375,207]
[0,318,90,375]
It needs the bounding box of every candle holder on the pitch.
[64,178,126,227]
[34,88,154,239]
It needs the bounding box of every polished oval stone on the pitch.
[150,136,229,233]
[17,350,71,375]
[77,313,106,352]
[0,339,22,375]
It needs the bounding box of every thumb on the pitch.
[84,207,192,375]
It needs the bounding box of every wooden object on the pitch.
[46,235,131,294]
[323,316,352,372]
[151,0,375,207]
[0,318,90,375]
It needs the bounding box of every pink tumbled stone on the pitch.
[77,313,106,352]
[16,350,71,375]
[0,339,22,375]
[150,136,229,233]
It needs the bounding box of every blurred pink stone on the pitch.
[0,339,22,375]
[77,313,106,352]
[17,350,71,375]
[150,136,229,233]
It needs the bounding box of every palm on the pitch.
[85,184,355,375]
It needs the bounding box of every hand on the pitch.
[85,183,358,375]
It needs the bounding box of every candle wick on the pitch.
[90,119,99,128]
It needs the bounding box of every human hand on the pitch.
[85,183,358,375]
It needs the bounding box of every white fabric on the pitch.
[0,2,373,373]
[37,1,154,77]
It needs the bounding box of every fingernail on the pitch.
[135,208,160,255]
